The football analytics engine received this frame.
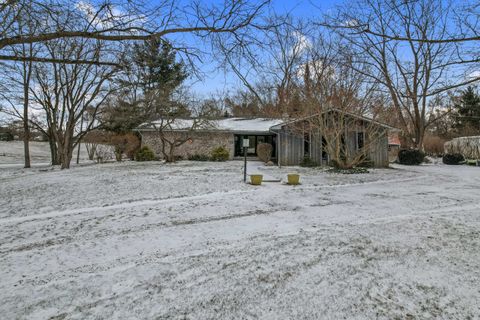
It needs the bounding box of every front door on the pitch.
[234,134,276,158]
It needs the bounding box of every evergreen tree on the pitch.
[453,86,480,133]
[104,39,189,132]
[131,39,188,96]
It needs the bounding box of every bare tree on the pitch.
[343,0,480,90]
[0,44,37,167]
[215,15,306,115]
[321,0,472,149]
[144,91,217,162]
[0,0,270,65]
[296,41,388,169]
[30,37,117,168]
[221,15,390,168]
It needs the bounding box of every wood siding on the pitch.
[276,126,389,168]
[277,130,304,166]
[368,130,389,167]
[310,130,324,165]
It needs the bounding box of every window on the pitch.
[234,134,277,157]
[304,132,310,156]
[357,132,365,150]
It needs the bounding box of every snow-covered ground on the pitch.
[0,141,90,166]
[0,160,479,319]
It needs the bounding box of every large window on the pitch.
[304,132,310,156]
[357,132,365,150]
[234,134,276,157]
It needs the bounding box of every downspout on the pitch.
[277,132,281,168]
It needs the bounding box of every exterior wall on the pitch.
[140,131,235,160]
[277,130,304,166]
[368,130,389,168]
[276,125,390,168]
[310,130,324,165]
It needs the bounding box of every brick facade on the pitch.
[140,131,235,160]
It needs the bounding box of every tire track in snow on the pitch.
[0,189,253,225]
[0,174,427,226]
[0,208,275,255]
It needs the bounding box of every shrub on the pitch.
[466,159,477,166]
[442,153,465,165]
[398,149,425,165]
[110,132,141,161]
[257,143,273,163]
[0,132,14,141]
[135,146,155,161]
[210,146,229,161]
[423,135,446,157]
[188,154,210,161]
[300,156,318,167]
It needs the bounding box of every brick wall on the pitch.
[140,131,235,160]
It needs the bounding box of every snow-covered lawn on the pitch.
[0,141,91,166]
[0,160,479,319]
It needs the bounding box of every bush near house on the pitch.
[398,149,425,165]
[466,159,478,166]
[442,153,465,165]
[135,146,155,161]
[110,133,141,161]
[210,146,229,161]
[257,143,273,163]
[423,135,446,157]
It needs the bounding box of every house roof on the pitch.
[138,110,399,134]
[138,117,284,133]
[269,108,400,132]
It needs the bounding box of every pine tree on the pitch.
[132,39,188,96]
[453,86,480,133]
[104,39,189,132]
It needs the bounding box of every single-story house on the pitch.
[137,111,398,168]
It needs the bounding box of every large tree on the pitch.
[322,0,459,150]
[0,0,270,65]
[113,39,210,162]
[30,37,117,168]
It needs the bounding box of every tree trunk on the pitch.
[60,143,74,169]
[49,138,60,165]
[22,56,33,168]
[23,116,31,168]
[85,143,97,160]
[168,146,175,163]
[59,130,76,169]
[114,147,122,161]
